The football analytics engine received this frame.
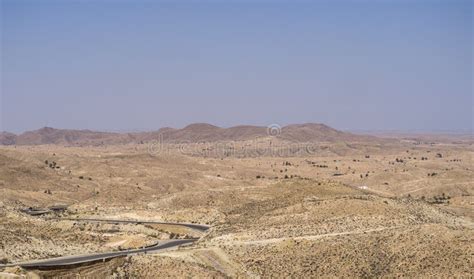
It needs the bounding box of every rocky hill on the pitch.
[1,123,376,145]
[0,132,17,145]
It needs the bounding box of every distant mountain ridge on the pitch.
[0,123,374,146]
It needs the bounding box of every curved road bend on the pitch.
[1,239,198,268]
[52,218,211,232]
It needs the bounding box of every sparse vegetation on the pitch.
[0,132,471,278]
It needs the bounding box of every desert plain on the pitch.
[0,123,472,278]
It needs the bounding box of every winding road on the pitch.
[0,218,210,268]
[2,239,197,268]
[54,217,211,232]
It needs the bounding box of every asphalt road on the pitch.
[1,239,198,268]
[0,218,210,268]
[54,218,211,232]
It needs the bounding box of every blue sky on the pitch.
[1,0,472,133]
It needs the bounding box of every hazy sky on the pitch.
[1,0,472,133]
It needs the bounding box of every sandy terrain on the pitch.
[0,133,472,278]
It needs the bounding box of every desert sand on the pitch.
[0,124,472,278]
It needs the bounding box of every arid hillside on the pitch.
[2,123,380,146]
[0,133,472,278]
